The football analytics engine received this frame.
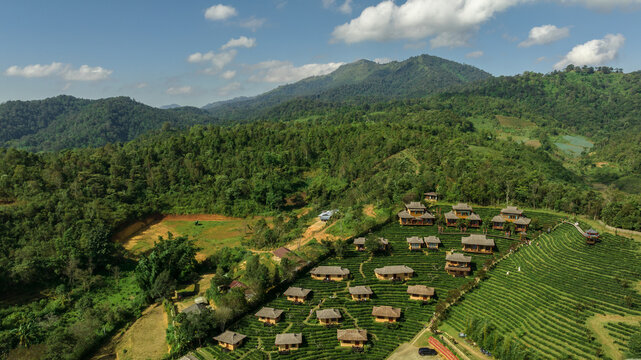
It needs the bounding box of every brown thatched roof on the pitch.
[445,264,471,272]
[255,307,283,319]
[337,329,367,341]
[371,306,401,318]
[353,237,366,245]
[310,266,350,276]
[374,265,414,275]
[397,210,414,219]
[492,215,505,223]
[407,236,424,244]
[283,287,311,298]
[444,211,458,220]
[424,236,441,244]
[501,206,523,216]
[272,247,292,259]
[348,286,373,295]
[405,202,426,211]
[468,213,481,221]
[181,303,208,315]
[515,217,532,225]
[275,333,302,346]
[452,203,473,211]
[461,234,495,247]
[214,330,246,345]
[424,192,438,196]
[407,285,435,296]
[446,253,471,263]
[419,212,435,219]
[316,308,342,320]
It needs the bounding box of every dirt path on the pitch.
[359,255,372,278]
[441,336,472,360]
[363,204,376,218]
[587,314,641,360]
[288,219,340,250]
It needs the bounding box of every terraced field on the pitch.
[443,223,641,359]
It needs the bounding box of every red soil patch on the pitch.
[162,214,241,221]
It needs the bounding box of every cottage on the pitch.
[514,217,532,232]
[275,333,303,352]
[255,307,283,324]
[452,203,473,217]
[374,265,414,281]
[424,236,441,250]
[468,213,482,228]
[491,215,506,230]
[337,329,368,348]
[214,330,246,351]
[310,266,350,281]
[180,302,208,316]
[397,202,435,226]
[500,206,524,221]
[353,237,367,251]
[445,253,472,277]
[316,308,342,325]
[584,229,600,245]
[407,236,424,251]
[462,234,495,254]
[444,211,459,227]
[284,287,311,303]
[372,306,401,323]
[349,286,373,301]
[424,192,439,202]
[407,285,435,301]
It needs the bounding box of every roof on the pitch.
[445,264,471,272]
[405,201,426,210]
[407,236,424,244]
[229,280,248,289]
[446,253,472,263]
[194,296,208,305]
[492,215,505,222]
[424,236,441,244]
[461,234,495,247]
[272,247,292,259]
[372,306,401,318]
[374,265,415,275]
[515,217,532,225]
[452,203,473,211]
[501,206,523,215]
[214,330,246,345]
[397,210,414,219]
[181,303,208,315]
[407,285,435,296]
[348,286,373,295]
[444,211,458,219]
[586,228,599,234]
[337,329,367,342]
[283,287,311,298]
[316,308,342,320]
[275,333,302,346]
[310,266,350,276]
[255,307,283,319]
[419,212,435,219]
[468,213,481,221]
[179,355,199,360]
[424,192,438,196]
[353,237,366,245]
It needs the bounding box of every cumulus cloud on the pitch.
[554,33,625,70]
[466,50,484,58]
[221,70,237,79]
[331,0,521,47]
[217,82,242,96]
[5,62,112,81]
[556,0,641,10]
[222,36,256,50]
[324,0,353,13]
[249,60,345,83]
[205,4,237,21]
[374,57,393,64]
[518,25,570,47]
[187,49,237,73]
[239,17,266,31]
[166,86,193,95]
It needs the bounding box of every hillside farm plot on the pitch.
[194,221,520,360]
[443,223,641,359]
[554,134,594,157]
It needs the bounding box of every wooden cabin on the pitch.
[500,206,523,221]
[372,306,401,323]
[491,215,505,230]
[445,253,472,277]
[254,307,283,325]
[424,236,441,250]
[275,333,302,352]
[468,213,482,228]
[407,236,424,251]
[407,285,435,301]
[444,211,458,227]
[310,266,350,281]
[424,192,439,202]
[337,329,367,348]
[584,229,600,245]
[452,203,473,217]
[316,308,342,325]
[461,234,495,254]
[214,330,246,351]
[374,265,414,281]
[398,202,435,226]
[348,286,373,301]
[180,302,208,316]
[283,287,311,303]
[353,237,366,251]
[514,217,532,232]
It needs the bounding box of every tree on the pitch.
[628,329,641,357]
[365,237,383,254]
[148,270,176,301]
[504,222,515,236]
[172,308,216,349]
[280,257,296,281]
[333,240,349,259]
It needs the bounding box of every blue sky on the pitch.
[0,0,639,107]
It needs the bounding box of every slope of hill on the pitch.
[0,95,219,152]
[203,54,492,120]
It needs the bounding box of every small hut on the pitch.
[584,229,600,244]
[275,333,303,352]
[348,286,373,301]
[372,306,401,323]
[514,217,532,232]
[283,287,311,303]
[337,329,367,348]
[254,307,283,324]
[461,234,495,254]
[374,265,414,281]
[310,266,350,281]
[407,236,424,251]
[407,285,435,301]
[444,211,458,227]
[353,237,367,251]
[424,192,439,202]
[500,206,523,221]
[316,308,342,325]
[397,202,435,226]
[424,236,441,250]
[491,215,505,230]
[214,330,246,351]
[468,213,482,228]
[445,253,472,277]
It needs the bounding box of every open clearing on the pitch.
[496,115,536,129]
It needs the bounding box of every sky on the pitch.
[0,0,639,107]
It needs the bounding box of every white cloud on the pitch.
[323,0,353,13]
[221,36,256,50]
[205,4,237,21]
[221,70,237,79]
[166,86,193,95]
[217,82,242,96]
[187,49,237,73]
[554,33,625,70]
[537,56,547,62]
[374,57,393,64]
[466,50,484,58]
[249,60,345,83]
[5,62,112,81]
[556,0,641,10]
[331,0,522,47]
[518,25,570,47]
[136,82,148,88]
[239,17,266,31]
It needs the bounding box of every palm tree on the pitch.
[504,222,515,237]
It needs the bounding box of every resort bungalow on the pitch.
[214,330,246,351]
[444,211,459,227]
[353,237,366,251]
[491,215,506,230]
[500,206,523,221]
[584,229,600,245]
[461,234,495,254]
[398,202,435,226]
[444,203,482,227]
[514,217,532,232]
[498,206,532,232]
[349,286,373,301]
[316,308,342,325]
[310,266,350,281]
[407,236,424,251]
[284,287,311,303]
[424,192,439,202]
[445,253,472,277]
[407,285,435,301]
[468,213,482,228]
[275,333,303,353]
[255,307,283,325]
[337,329,368,348]
[452,203,474,217]
[372,306,401,323]
[424,236,441,250]
[374,265,415,281]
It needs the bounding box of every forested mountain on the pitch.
[203,54,492,120]
[0,95,220,152]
